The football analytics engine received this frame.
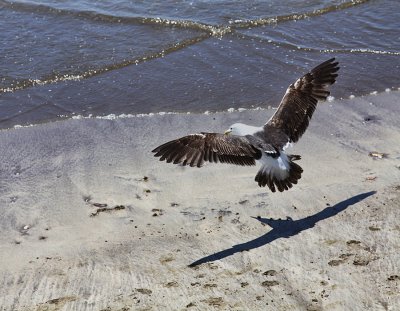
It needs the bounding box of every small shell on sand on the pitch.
[368,152,387,159]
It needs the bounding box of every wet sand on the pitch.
[0,91,399,310]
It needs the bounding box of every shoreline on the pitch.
[0,91,399,310]
[1,89,399,132]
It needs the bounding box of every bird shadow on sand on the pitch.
[189,191,376,267]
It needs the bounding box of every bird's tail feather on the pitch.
[255,155,303,192]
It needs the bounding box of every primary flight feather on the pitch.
[152,58,339,192]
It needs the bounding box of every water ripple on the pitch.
[0,0,380,94]
[231,0,370,28]
[1,0,370,35]
[236,33,400,56]
[0,34,210,93]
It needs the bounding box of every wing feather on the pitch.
[152,133,261,167]
[265,58,339,143]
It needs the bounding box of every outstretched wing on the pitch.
[152,133,262,167]
[265,58,339,143]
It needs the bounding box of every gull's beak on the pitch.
[224,129,232,135]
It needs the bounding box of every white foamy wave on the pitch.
[70,111,182,121]
[350,48,400,56]
[7,91,400,131]
[67,106,266,122]
[12,124,35,129]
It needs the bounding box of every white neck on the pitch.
[232,123,262,136]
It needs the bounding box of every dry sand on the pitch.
[0,91,399,311]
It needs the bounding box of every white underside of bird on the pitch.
[225,122,291,182]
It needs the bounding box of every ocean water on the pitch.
[0,0,399,129]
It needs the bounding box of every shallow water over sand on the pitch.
[0,0,399,129]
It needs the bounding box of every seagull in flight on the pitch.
[152,58,339,192]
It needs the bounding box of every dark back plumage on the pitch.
[265,58,339,143]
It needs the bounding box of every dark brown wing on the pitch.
[265,58,339,143]
[152,133,262,167]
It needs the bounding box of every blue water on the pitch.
[0,0,399,129]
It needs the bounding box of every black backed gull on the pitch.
[152,58,339,192]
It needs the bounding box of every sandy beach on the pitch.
[0,91,399,311]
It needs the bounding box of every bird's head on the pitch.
[224,123,243,136]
